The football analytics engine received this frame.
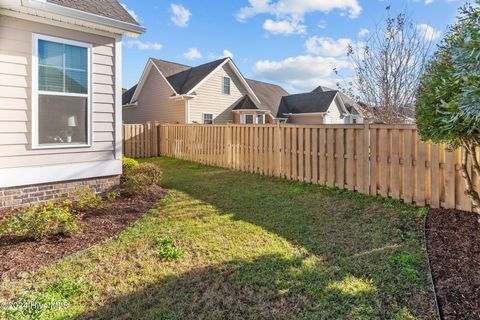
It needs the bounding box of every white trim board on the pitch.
[0,160,121,188]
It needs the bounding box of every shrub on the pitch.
[122,156,139,174]
[74,186,104,211]
[0,200,80,240]
[156,236,184,261]
[105,190,121,203]
[416,2,480,213]
[123,163,162,195]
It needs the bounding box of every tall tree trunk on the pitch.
[460,146,480,217]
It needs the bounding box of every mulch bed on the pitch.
[0,185,165,280]
[426,208,480,320]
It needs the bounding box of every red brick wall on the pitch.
[0,176,120,210]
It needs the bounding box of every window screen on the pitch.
[36,38,89,146]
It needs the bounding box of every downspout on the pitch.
[185,98,190,124]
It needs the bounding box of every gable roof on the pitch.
[123,84,137,105]
[232,95,259,110]
[245,79,289,116]
[46,0,140,25]
[312,86,361,115]
[126,57,262,105]
[169,58,228,94]
[278,91,339,117]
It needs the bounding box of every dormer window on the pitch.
[223,77,230,95]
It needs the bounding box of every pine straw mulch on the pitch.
[0,185,165,280]
[426,208,480,319]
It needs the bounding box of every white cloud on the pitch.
[263,18,307,35]
[170,3,191,27]
[236,0,362,22]
[120,3,139,22]
[358,28,369,37]
[222,50,234,58]
[126,40,163,51]
[417,23,441,40]
[183,48,202,60]
[317,20,327,29]
[305,36,353,56]
[253,55,351,91]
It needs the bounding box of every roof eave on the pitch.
[23,0,146,35]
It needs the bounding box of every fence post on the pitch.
[363,122,370,194]
[275,123,282,178]
[226,123,232,168]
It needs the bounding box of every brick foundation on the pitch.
[0,176,120,210]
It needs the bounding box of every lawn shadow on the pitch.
[142,158,435,318]
[80,254,383,319]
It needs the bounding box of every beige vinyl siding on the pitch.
[0,15,117,169]
[188,64,247,124]
[326,97,344,124]
[288,114,324,125]
[123,68,185,124]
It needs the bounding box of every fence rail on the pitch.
[123,122,479,212]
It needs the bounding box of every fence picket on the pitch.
[122,123,474,212]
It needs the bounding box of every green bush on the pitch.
[73,186,104,211]
[123,162,163,195]
[105,190,121,203]
[122,156,139,174]
[156,236,184,261]
[0,200,80,240]
[416,2,480,212]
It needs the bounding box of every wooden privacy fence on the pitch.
[123,122,479,212]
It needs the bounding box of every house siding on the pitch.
[123,67,185,124]
[0,16,118,171]
[188,64,247,124]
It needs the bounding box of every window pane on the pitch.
[39,65,64,92]
[245,115,254,124]
[65,69,88,94]
[223,77,230,95]
[38,95,88,145]
[203,114,213,124]
[257,114,264,124]
[38,39,88,94]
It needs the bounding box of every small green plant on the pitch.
[105,190,121,203]
[74,186,104,211]
[122,156,139,174]
[0,200,80,240]
[123,163,163,195]
[156,236,184,261]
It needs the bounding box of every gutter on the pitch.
[23,0,146,35]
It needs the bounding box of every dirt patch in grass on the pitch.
[426,208,480,319]
[0,186,164,280]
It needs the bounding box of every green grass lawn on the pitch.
[0,157,436,319]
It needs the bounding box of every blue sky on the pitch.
[120,0,466,93]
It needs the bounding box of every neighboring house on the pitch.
[123,58,363,125]
[280,86,364,125]
[0,0,144,209]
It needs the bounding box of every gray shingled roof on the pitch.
[151,58,228,94]
[246,79,289,116]
[46,0,139,25]
[232,96,258,110]
[312,86,360,115]
[278,91,338,117]
[123,84,137,105]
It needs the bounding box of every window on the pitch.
[257,114,265,124]
[33,35,91,148]
[203,113,213,124]
[223,77,230,95]
[352,118,357,124]
[244,114,254,124]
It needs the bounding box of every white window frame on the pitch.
[202,112,214,124]
[32,33,92,149]
[257,113,265,124]
[222,76,231,95]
